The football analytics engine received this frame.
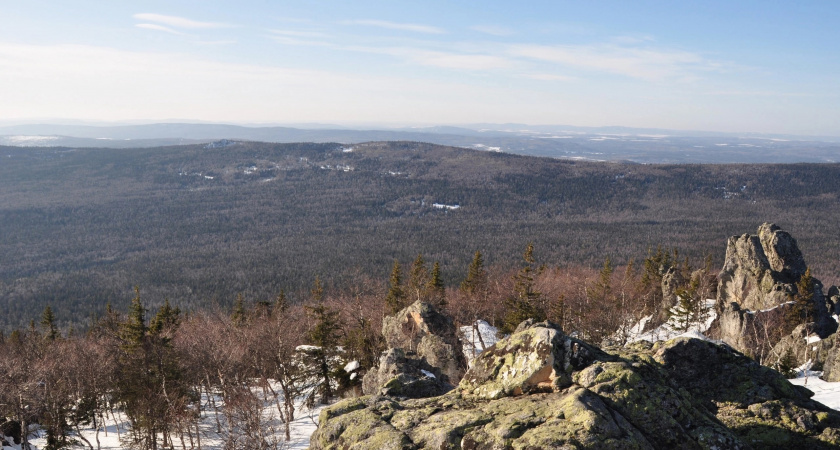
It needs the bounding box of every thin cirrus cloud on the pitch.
[135,24,185,35]
[344,45,512,70]
[342,19,445,35]
[470,25,515,37]
[133,13,233,30]
[507,43,711,81]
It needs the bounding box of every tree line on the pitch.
[1,243,728,449]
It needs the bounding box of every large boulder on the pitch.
[311,321,840,449]
[716,223,836,353]
[460,319,606,400]
[380,301,467,386]
[361,348,452,398]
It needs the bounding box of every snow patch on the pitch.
[344,360,360,373]
[460,320,499,366]
[421,369,436,378]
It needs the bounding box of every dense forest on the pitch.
[1,140,839,330]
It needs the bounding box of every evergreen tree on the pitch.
[408,254,430,303]
[311,276,324,302]
[40,305,59,341]
[786,267,816,331]
[231,293,246,326]
[500,243,545,335]
[115,287,188,449]
[305,304,343,404]
[428,261,446,306]
[275,290,288,314]
[149,299,181,336]
[461,251,487,295]
[385,260,406,315]
[590,257,613,304]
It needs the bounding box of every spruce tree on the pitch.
[305,304,343,404]
[786,266,816,332]
[500,243,545,335]
[461,251,487,295]
[385,260,406,314]
[231,293,246,326]
[311,276,324,302]
[275,290,288,314]
[40,305,59,341]
[428,261,446,306]
[408,254,430,303]
[149,299,181,335]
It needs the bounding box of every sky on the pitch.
[0,1,838,135]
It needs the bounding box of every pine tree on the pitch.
[40,305,59,341]
[385,260,406,314]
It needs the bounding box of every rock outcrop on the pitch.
[362,301,467,396]
[311,321,840,449]
[716,223,836,354]
[361,348,452,398]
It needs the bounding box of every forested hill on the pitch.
[2,140,839,330]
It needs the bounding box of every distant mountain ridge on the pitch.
[2,122,839,163]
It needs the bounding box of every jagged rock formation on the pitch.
[716,223,836,354]
[658,267,686,323]
[311,321,840,449]
[362,301,467,396]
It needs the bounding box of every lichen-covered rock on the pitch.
[381,301,467,386]
[460,320,606,400]
[362,348,452,398]
[311,322,840,449]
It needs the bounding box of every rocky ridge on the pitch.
[311,320,840,449]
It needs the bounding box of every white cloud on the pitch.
[269,30,330,38]
[346,45,512,70]
[0,42,531,124]
[470,25,514,37]
[133,13,232,29]
[522,73,575,82]
[135,23,185,35]
[343,19,445,35]
[507,43,710,81]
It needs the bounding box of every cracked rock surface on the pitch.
[310,321,840,449]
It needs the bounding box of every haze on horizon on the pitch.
[1,1,838,136]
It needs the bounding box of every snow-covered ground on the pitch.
[4,387,326,450]
[625,299,718,344]
[790,374,840,410]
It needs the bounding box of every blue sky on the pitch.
[1,1,838,135]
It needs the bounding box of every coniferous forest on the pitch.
[1,140,840,332]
